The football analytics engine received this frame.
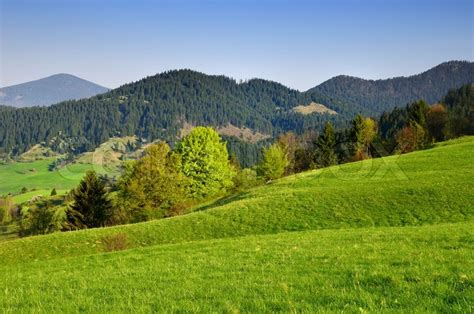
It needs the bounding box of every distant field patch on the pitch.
[11,189,69,204]
[293,102,337,115]
[0,159,112,195]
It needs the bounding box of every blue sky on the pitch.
[0,0,473,90]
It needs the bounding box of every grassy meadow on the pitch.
[0,222,472,312]
[0,137,472,311]
[0,158,114,197]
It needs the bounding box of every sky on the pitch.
[0,0,473,91]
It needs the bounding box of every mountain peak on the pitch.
[0,74,109,107]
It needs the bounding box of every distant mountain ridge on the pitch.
[308,61,474,114]
[0,61,472,159]
[0,74,109,107]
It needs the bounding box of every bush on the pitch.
[233,168,261,191]
[0,197,16,224]
[101,233,129,252]
[19,202,66,236]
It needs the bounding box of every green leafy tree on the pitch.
[175,127,235,199]
[277,132,298,175]
[395,121,426,153]
[426,104,448,142]
[259,144,289,181]
[50,188,57,196]
[314,122,338,168]
[19,203,66,236]
[69,170,113,228]
[117,142,187,222]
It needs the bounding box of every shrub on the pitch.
[101,233,129,252]
[233,168,261,191]
[19,203,66,236]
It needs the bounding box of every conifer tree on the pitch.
[314,122,338,168]
[349,114,365,159]
[69,170,112,228]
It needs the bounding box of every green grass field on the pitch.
[0,137,473,311]
[0,158,114,196]
[1,222,472,312]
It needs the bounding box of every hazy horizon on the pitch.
[1,0,473,90]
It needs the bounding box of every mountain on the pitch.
[0,74,109,107]
[306,60,474,114]
[0,61,472,158]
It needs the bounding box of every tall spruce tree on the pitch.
[314,122,338,168]
[349,114,365,159]
[69,170,113,228]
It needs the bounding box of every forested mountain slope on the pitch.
[307,61,474,114]
[0,61,472,156]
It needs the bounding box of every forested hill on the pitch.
[0,61,472,156]
[307,61,474,114]
[0,70,348,155]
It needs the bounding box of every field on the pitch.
[0,137,473,311]
[1,222,472,312]
[0,158,113,197]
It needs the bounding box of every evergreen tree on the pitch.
[349,114,365,159]
[69,170,113,228]
[408,100,429,128]
[314,122,337,168]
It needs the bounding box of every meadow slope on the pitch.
[0,222,472,312]
[0,137,473,265]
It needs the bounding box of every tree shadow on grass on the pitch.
[194,192,251,212]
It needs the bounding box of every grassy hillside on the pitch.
[1,137,472,265]
[0,222,472,312]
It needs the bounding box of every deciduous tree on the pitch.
[175,127,235,199]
